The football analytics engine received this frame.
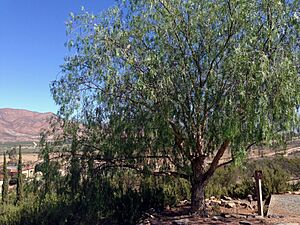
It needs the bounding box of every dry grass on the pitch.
[0,153,39,164]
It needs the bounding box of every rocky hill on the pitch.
[0,108,54,143]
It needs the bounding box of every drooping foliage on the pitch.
[51,0,300,212]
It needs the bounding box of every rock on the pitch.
[246,214,255,219]
[240,202,251,208]
[212,215,224,221]
[221,195,233,201]
[254,215,264,219]
[138,219,151,225]
[144,212,155,219]
[247,194,253,202]
[210,199,222,206]
[225,202,236,208]
[220,199,227,206]
[268,214,284,218]
[239,221,252,225]
[220,212,231,218]
[275,223,299,225]
[179,200,189,205]
[232,214,247,219]
[268,194,300,217]
[234,200,242,204]
[172,219,190,225]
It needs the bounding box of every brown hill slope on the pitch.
[0,108,54,143]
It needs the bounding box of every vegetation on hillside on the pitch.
[0,154,299,224]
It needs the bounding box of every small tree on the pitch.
[16,145,23,204]
[8,147,17,162]
[41,143,51,195]
[39,142,61,196]
[69,138,81,194]
[2,152,9,204]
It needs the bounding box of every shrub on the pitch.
[206,166,247,198]
[206,157,292,200]
[112,176,190,225]
[257,161,290,199]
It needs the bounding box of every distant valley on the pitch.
[0,108,53,143]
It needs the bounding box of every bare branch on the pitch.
[95,162,189,180]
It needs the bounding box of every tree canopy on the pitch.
[51,0,300,212]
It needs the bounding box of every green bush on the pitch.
[0,194,70,225]
[112,176,190,225]
[114,189,142,225]
[206,166,248,198]
[256,161,290,199]
[206,157,292,200]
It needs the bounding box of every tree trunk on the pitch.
[190,156,207,215]
[191,177,206,213]
[190,141,230,215]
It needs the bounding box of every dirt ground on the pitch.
[140,202,300,225]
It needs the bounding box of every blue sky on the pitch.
[0,0,116,113]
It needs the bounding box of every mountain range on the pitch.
[0,108,54,143]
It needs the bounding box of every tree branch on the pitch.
[217,141,257,168]
[203,140,230,180]
[96,162,189,180]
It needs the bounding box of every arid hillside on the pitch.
[0,108,53,143]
